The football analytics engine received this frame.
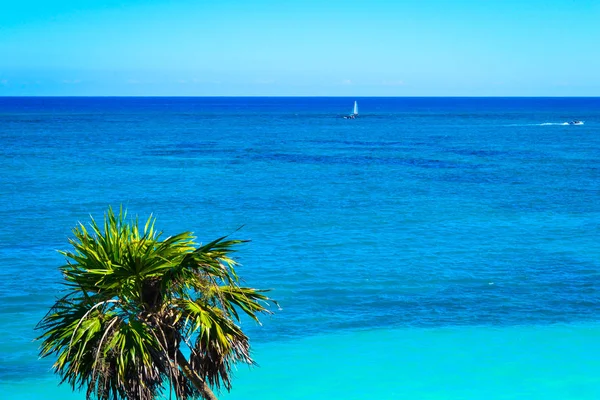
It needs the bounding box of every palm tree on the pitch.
[36,207,276,400]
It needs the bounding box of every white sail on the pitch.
[353,101,358,115]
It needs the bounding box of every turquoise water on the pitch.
[1,97,599,398]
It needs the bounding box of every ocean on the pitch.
[0,97,599,399]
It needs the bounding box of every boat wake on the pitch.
[538,120,584,126]
[507,123,568,127]
[504,121,586,127]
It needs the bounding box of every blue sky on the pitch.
[1,0,599,96]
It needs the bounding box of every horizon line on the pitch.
[1,95,599,98]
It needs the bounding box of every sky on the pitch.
[0,0,599,96]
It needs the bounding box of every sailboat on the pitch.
[344,101,359,119]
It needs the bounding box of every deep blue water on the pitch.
[1,97,599,399]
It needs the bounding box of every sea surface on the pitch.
[0,97,599,399]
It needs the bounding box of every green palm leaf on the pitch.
[36,206,276,400]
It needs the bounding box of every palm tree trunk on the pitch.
[176,349,218,400]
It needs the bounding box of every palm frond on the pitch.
[37,206,276,400]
